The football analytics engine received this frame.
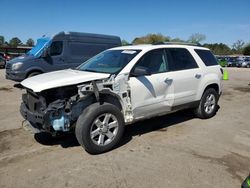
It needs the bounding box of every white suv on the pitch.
[19,43,223,154]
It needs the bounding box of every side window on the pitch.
[134,49,168,74]
[69,42,107,58]
[194,49,218,66]
[49,41,63,56]
[167,48,198,71]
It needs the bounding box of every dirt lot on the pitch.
[0,68,250,188]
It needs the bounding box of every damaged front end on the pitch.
[20,74,134,134]
[20,85,95,134]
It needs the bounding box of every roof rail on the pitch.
[153,42,201,46]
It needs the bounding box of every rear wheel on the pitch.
[75,103,124,154]
[194,88,219,119]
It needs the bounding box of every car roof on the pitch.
[111,44,209,51]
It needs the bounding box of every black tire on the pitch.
[27,71,41,78]
[75,103,125,154]
[194,88,219,119]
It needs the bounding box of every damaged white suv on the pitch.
[19,43,222,154]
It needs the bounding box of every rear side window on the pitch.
[167,48,198,71]
[69,42,108,58]
[195,49,218,66]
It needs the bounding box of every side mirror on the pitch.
[131,66,151,77]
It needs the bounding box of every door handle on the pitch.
[195,74,201,79]
[164,78,173,85]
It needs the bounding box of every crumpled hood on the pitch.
[21,69,110,92]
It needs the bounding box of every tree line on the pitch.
[1,33,249,55]
[0,36,34,47]
[122,33,250,55]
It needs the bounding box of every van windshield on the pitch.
[78,49,141,74]
[26,37,51,57]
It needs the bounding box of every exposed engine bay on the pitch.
[20,75,133,134]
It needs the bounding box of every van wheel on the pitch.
[75,103,125,154]
[27,71,41,78]
[194,88,219,119]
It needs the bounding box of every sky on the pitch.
[0,0,250,47]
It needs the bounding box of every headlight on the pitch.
[12,62,23,70]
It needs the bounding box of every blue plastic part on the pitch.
[26,37,51,58]
[51,114,70,132]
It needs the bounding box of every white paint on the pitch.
[21,69,110,92]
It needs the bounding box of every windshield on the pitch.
[26,37,51,57]
[78,49,141,74]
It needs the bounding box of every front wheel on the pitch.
[27,71,42,78]
[75,103,125,154]
[194,88,219,119]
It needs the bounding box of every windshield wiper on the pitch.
[82,69,99,73]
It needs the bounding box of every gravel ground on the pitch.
[0,68,250,188]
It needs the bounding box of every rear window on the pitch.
[195,49,218,66]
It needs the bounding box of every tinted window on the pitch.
[167,48,198,71]
[195,49,218,66]
[49,41,63,56]
[134,49,168,74]
[69,42,108,58]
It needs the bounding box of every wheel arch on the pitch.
[26,68,44,78]
[197,82,220,101]
[99,91,123,112]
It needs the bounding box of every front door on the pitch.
[128,49,174,120]
[48,41,72,71]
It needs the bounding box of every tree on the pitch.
[170,38,185,42]
[121,39,129,46]
[243,44,250,55]
[9,37,22,47]
[232,40,245,54]
[188,33,206,44]
[132,33,170,44]
[0,36,4,46]
[26,38,34,46]
[203,43,232,55]
[132,37,145,44]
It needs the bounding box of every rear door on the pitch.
[165,48,202,106]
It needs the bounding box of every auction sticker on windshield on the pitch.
[121,50,137,54]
